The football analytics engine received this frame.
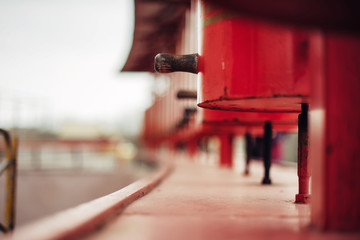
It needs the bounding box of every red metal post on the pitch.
[295,103,310,203]
[219,134,233,168]
[310,33,360,231]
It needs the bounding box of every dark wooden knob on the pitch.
[177,90,197,99]
[154,53,198,74]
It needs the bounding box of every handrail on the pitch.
[0,129,18,233]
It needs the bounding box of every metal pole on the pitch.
[4,135,18,230]
[295,103,310,203]
[0,129,17,232]
[244,132,253,175]
[262,121,272,184]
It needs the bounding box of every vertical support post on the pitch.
[310,34,360,231]
[219,134,233,168]
[4,134,18,231]
[244,132,253,175]
[262,121,272,184]
[296,103,311,203]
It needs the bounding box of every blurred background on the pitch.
[0,0,153,136]
[0,0,156,227]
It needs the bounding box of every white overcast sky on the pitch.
[0,0,153,135]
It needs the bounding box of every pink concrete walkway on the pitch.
[82,159,359,240]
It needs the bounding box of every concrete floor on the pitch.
[82,159,359,240]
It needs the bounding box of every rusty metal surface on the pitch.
[155,53,198,74]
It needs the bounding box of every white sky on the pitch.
[0,0,153,135]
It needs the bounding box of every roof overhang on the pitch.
[122,0,190,72]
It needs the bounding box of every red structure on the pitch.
[7,0,360,238]
[198,4,310,113]
[145,0,360,231]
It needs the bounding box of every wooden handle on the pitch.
[177,90,197,99]
[154,53,198,74]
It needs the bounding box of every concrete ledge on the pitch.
[7,159,173,240]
